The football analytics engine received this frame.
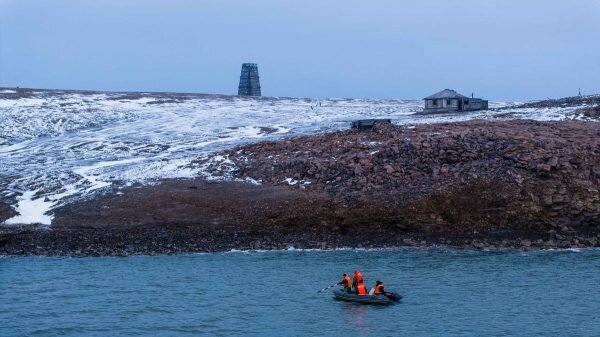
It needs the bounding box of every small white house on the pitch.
[423,89,488,113]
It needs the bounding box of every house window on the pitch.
[446,99,451,105]
[465,100,469,105]
[432,99,438,106]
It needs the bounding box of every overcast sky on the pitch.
[1,0,599,100]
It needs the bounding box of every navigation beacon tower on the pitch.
[237,63,261,96]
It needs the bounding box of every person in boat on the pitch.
[355,280,368,295]
[352,270,364,293]
[369,280,385,295]
[338,273,352,292]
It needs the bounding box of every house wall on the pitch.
[425,99,459,109]
[464,99,488,110]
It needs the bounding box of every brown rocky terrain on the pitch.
[222,120,600,246]
[4,178,445,256]
[0,202,15,224]
[512,94,600,109]
[579,106,600,118]
[2,119,600,255]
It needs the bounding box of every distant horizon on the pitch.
[1,84,596,102]
[1,0,599,101]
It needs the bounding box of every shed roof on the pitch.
[424,89,468,100]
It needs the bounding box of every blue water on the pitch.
[1,248,600,337]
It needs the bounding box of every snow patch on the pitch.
[243,177,262,185]
[73,158,145,192]
[283,178,311,186]
[4,191,53,225]
[284,178,298,185]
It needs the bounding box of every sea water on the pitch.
[1,248,599,336]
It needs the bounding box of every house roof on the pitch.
[424,89,468,100]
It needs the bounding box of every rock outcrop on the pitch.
[226,120,600,239]
[579,106,600,118]
[513,95,600,109]
[0,202,15,224]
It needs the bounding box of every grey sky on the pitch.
[1,0,598,100]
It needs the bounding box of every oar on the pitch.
[317,283,338,293]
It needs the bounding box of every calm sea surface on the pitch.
[1,248,599,336]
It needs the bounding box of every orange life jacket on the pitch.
[374,283,385,295]
[353,271,363,285]
[356,283,367,295]
[342,275,351,288]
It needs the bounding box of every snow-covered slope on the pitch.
[0,89,590,225]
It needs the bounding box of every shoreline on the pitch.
[2,244,598,259]
[1,223,597,257]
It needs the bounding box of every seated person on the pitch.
[370,280,385,295]
[338,273,352,292]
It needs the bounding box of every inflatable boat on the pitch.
[332,289,402,305]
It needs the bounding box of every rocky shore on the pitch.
[2,119,600,256]
[224,120,600,245]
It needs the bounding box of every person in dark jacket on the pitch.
[338,273,352,292]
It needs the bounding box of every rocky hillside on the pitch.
[219,120,600,244]
[514,94,600,109]
[4,119,600,255]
